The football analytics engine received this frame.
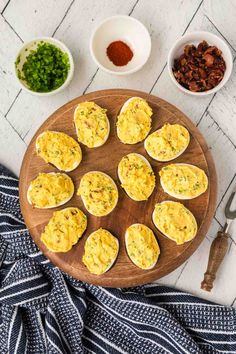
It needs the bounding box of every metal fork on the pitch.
[201,191,236,292]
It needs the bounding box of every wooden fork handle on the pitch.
[201,231,229,292]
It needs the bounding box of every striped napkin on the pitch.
[0,164,235,354]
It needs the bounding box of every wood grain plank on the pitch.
[0,15,22,115]
[207,62,236,146]
[203,0,236,51]
[215,174,236,240]
[0,113,26,176]
[3,0,72,40]
[0,0,9,13]
[198,112,236,208]
[175,218,236,307]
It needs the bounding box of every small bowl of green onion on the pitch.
[15,37,74,96]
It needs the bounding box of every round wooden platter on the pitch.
[19,89,217,288]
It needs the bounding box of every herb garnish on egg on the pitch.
[77,171,118,216]
[144,124,190,161]
[27,173,74,208]
[159,163,208,199]
[125,224,160,269]
[117,97,152,144]
[83,228,119,275]
[74,102,110,148]
[41,207,87,252]
[152,201,197,245]
[36,131,82,172]
[118,153,155,201]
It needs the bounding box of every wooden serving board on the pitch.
[19,89,217,288]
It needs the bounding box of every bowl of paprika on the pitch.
[90,15,151,75]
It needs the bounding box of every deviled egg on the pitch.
[152,201,197,245]
[144,124,190,161]
[74,101,110,148]
[159,163,208,199]
[27,172,74,208]
[117,97,152,144]
[77,171,118,216]
[118,153,155,201]
[83,228,119,275]
[125,224,160,270]
[36,131,82,172]
[41,207,87,252]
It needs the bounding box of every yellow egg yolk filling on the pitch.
[77,172,118,216]
[28,173,74,208]
[74,102,109,148]
[160,164,208,198]
[145,124,190,160]
[119,154,155,201]
[36,131,82,171]
[41,207,87,252]
[153,201,197,245]
[117,98,152,144]
[126,224,160,269]
[83,228,119,275]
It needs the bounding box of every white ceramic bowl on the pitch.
[14,37,74,96]
[167,31,233,96]
[90,15,151,75]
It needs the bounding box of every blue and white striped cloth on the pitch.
[0,165,235,354]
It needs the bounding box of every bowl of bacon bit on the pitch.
[167,31,233,96]
[90,15,151,75]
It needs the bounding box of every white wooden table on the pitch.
[0,0,235,307]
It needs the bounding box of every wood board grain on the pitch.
[19,89,217,287]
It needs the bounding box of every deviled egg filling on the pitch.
[118,153,155,201]
[125,224,160,269]
[36,131,82,171]
[27,172,74,208]
[159,163,208,199]
[41,207,87,252]
[144,123,190,161]
[152,201,197,245]
[74,101,110,148]
[77,171,118,216]
[117,97,152,144]
[83,228,119,275]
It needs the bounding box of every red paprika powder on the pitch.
[106,40,133,66]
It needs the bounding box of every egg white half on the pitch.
[36,131,81,172]
[120,96,145,114]
[125,223,159,270]
[27,172,74,209]
[117,97,152,142]
[117,153,154,201]
[73,103,110,148]
[160,163,208,200]
[144,127,190,162]
[84,230,119,274]
[152,201,198,243]
[79,171,118,216]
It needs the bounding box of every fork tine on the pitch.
[225,191,236,219]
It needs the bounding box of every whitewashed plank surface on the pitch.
[0,15,22,115]
[0,112,26,176]
[3,0,73,40]
[0,0,8,13]
[0,0,236,306]
[203,0,236,51]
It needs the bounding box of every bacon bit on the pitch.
[203,53,214,67]
[173,40,226,92]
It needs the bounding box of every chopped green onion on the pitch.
[16,41,70,92]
